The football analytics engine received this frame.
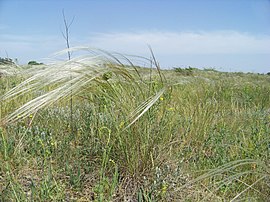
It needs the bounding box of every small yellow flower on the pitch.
[167,107,174,111]
[29,114,33,118]
[159,97,164,101]
[119,121,125,129]
[251,163,256,170]
[109,159,116,165]
[161,182,168,195]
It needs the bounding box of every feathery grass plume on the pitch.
[0,63,24,123]
[177,159,269,200]
[1,47,166,125]
[0,63,22,77]
[123,87,166,130]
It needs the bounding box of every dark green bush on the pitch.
[28,61,43,65]
[173,66,194,76]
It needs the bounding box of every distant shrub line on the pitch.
[0,57,15,65]
[28,61,44,65]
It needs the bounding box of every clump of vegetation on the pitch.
[203,67,219,72]
[28,60,44,65]
[173,66,195,76]
[0,47,270,201]
[0,57,15,65]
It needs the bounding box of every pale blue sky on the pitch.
[0,0,269,73]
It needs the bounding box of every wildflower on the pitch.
[119,121,125,129]
[109,159,116,165]
[161,182,168,195]
[251,163,256,170]
[167,107,174,111]
[159,96,164,101]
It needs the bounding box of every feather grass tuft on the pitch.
[1,47,166,127]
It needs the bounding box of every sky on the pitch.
[0,0,270,73]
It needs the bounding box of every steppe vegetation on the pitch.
[0,49,270,201]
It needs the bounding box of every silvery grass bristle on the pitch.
[176,159,268,200]
[1,47,166,126]
[0,63,22,77]
[123,87,166,130]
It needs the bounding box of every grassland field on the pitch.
[0,60,270,201]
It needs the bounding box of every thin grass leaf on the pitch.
[123,87,166,130]
[177,159,259,191]
[230,176,266,202]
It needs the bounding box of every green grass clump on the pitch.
[1,48,270,201]
[173,66,195,76]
